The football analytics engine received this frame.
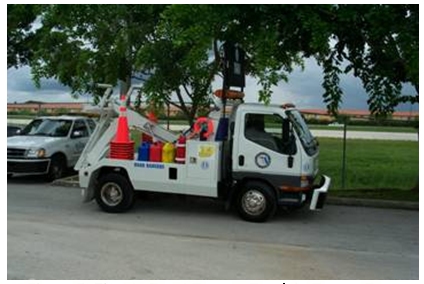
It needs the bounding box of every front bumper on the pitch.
[309,175,331,210]
[7,158,51,175]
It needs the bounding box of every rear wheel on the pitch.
[95,173,134,213]
[236,181,277,222]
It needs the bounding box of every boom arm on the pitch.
[75,84,178,171]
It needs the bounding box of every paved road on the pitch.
[8,178,418,280]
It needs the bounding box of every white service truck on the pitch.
[75,84,330,222]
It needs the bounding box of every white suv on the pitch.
[7,116,96,180]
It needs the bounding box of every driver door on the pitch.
[233,111,301,183]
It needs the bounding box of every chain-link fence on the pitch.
[309,117,419,191]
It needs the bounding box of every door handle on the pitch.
[238,155,245,166]
[288,156,294,168]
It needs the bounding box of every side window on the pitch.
[72,120,89,138]
[87,119,96,133]
[244,113,296,155]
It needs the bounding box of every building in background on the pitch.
[7,102,419,121]
[7,101,86,115]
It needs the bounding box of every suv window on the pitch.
[21,119,72,137]
[244,113,296,155]
[72,120,89,138]
[87,119,96,132]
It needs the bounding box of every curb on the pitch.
[327,197,418,211]
[52,176,419,211]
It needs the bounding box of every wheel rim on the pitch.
[241,189,266,216]
[100,182,124,207]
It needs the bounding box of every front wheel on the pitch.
[236,181,277,222]
[46,155,66,181]
[95,173,134,213]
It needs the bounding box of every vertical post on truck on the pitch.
[221,42,246,182]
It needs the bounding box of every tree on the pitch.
[9,4,166,96]
[7,4,40,68]
[136,5,223,124]
[330,4,419,115]
[8,4,418,119]
[156,4,418,115]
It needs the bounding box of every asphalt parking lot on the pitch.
[7,177,419,280]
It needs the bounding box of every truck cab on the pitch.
[228,103,325,221]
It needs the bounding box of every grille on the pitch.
[7,148,26,159]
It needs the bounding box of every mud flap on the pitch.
[81,187,95,203]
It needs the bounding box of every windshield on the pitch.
[286,110,318,156]
[20,119,73,137]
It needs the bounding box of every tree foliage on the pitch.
[7,4,418,121]
[136,5,227,123]
[12,4,165,95]
[157,4,418,115]
[7,4,40,68]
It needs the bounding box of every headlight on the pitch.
[27,148,46,158]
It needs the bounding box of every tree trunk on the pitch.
[120,75,131,96]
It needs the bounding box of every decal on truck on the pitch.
[255,152,271,169]
[200,160,210,170]
[198,145,215,158]
[134,162,165,169]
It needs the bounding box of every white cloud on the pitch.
[7,60,418,111]
[7,66,89,103]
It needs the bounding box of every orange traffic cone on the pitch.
[114,108,130,143]
[110,95,134,160]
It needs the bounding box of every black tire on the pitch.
[46,154,66,181]
[95,173,134,213]
[236,181,277,222]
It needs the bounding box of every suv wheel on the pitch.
[46,155,66,181]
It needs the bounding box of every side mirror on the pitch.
[282,119,297,156]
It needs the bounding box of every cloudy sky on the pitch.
[7,58,418,112]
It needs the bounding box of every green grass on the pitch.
[130,129,418,202]
[318,138,419,191]
[130,129,143,151]
[310,124,417,133]
[8,114,37,119]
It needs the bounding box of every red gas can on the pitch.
[150,142,163,162]
[175,135,186,164]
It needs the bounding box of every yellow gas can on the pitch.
[162,142,176,163]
